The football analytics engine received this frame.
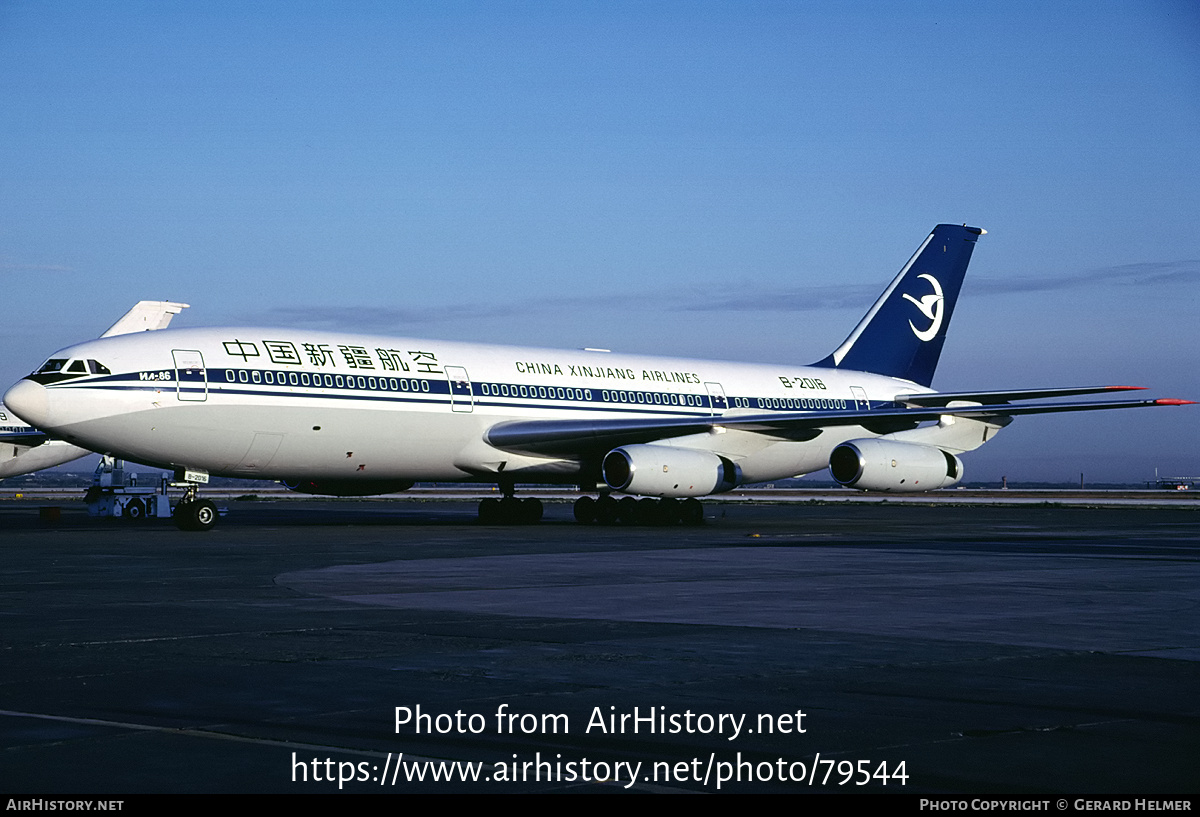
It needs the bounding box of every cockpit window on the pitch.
[36,359,68,374]
[88,360,111,375]
[67,360,87,373]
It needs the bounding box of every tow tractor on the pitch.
[85,456,221,530]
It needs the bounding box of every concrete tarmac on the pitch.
[1,498,1197,793]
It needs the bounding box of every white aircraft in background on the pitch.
[0,301,189,481]
[0,404,89,479]
[3,225,1192,530]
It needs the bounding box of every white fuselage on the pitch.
[6,327,922,487]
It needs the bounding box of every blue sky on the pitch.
[2,1,1197,481]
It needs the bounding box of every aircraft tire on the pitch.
[594,495,619,525]
[617,496,639,525]
[173,503,194,531]
[498,497,522,524]
[635,498,659,525]
[680,498,704,526]
[514,497,540,524]
[657,497,680,526]
[573,495,596,524]
[478,497,502,524]
[189,499,218,531]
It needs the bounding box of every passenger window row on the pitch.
[215,369,845,412]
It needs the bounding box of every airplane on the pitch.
[2,225,1192,530]
[0,300,190,481]
[0,403,89,479]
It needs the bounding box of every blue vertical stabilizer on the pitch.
[813,224,984,387]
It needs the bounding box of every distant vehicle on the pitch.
[3,226,1192,530]
[0,301,189,480]
[84,455,190,523]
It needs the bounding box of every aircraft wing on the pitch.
[0,430,50,447]
[486,390,1193,457]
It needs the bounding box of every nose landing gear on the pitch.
[173,485,219,531]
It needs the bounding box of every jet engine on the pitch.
[829,439,963,492]
[602,444,741,498]
[283,479,415,497]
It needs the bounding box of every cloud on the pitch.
[247,283,882,332]
[969,260,1200,295]
[677,283,882,312]
[693,260,1200,308]
[240,259,1200,331]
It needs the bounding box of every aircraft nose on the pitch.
[3,379,50,428]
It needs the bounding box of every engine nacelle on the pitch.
[282,479,415,497]
[602,444,740,498]
[829,439,963,492]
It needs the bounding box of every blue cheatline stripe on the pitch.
[47,368,876,415]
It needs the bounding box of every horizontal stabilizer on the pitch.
[895,385,1146,407]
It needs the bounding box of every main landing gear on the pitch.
[573,495,705,526]
[474,484,705,526]
[477,482,544,525]
[174,485,218,531]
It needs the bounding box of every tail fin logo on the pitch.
[902,273,944,342]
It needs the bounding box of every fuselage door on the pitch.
[851,386,869,411]
[446,366,473,413]
[705,382,728,415]
[172,350,207,402]
[233,432,283,472]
